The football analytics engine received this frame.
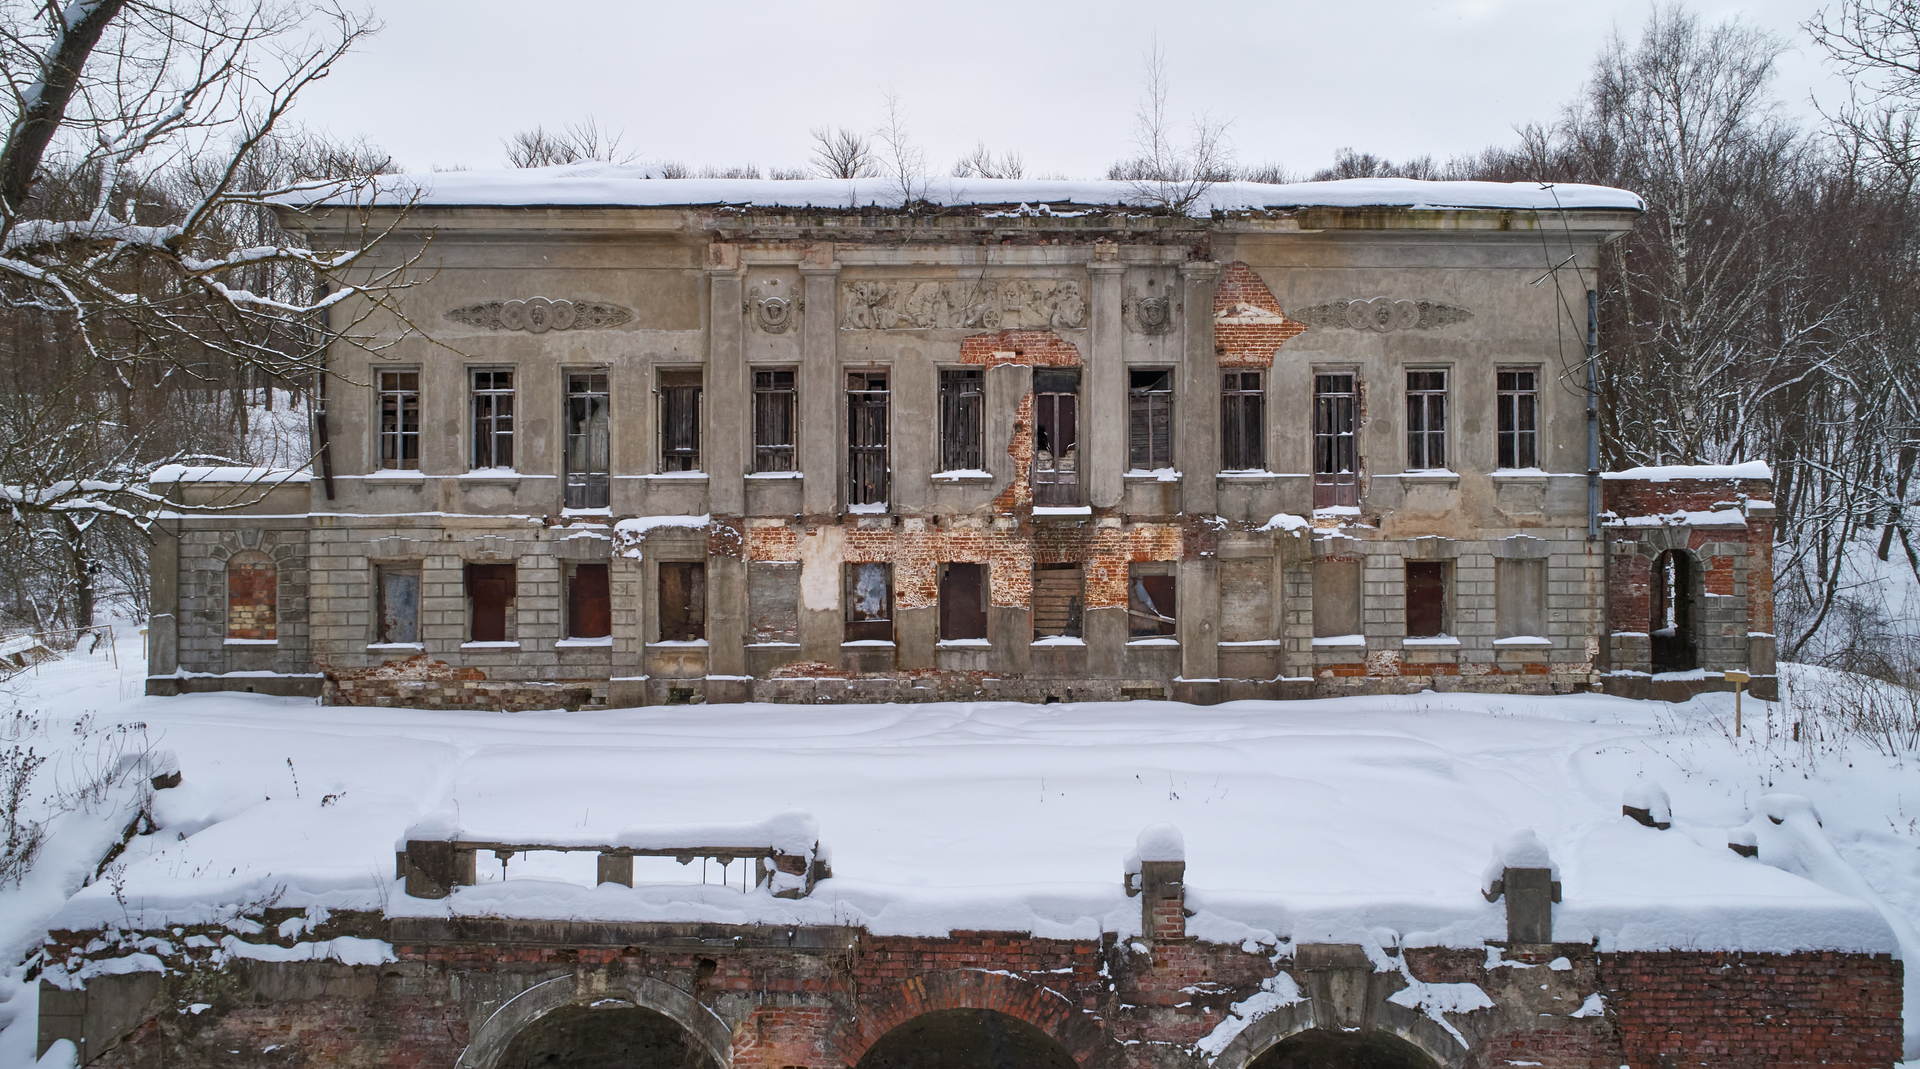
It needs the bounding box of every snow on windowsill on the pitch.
[745,471,804,479]
[1218,469,1281,479]
[365,642,424,651]
[634,470,710,480]
[356,469,426,481]
[936,639,991,648]
[555,636,614,648]
[745,641,801,648]
[649,639,709,647]
[845,502,889,514]
[1314,505,1362,517]
[1219,639,1283,647]
[560,507,612,517]
[1126,637,1179,647]
[1489,467,1550,478]
[223,638,278,646]
[460,641,522,649]
[1396,469,1460,480]
[1032,505,1092,517]
[1403,635,1461,647]
[931,469,993,481]
[841,640,897,648]
[1493,636,1554,648]
[1312,634,1366,647]
[1032,636,1087,647]
[1124,468,1182,482]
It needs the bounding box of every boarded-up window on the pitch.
[1406,561,1446,638]
[1219,557,1273,643]
[748,561,800,642]
[1032,370,1079,506]
[565,371,610,508]
[1032,563,1084,639]
[754,368,797,473]
[1222,370,1265,471]
[1127,563,1176,639]
[1407,370,1448,471]
[1313,558,1361,638]
[377,566,420,644]
[378,370,420,471]
[226,552,276,640]
[1313,372,1359,508]
[1129,369,1173,471]
[568,563,611,639]
[1496,558,1546,639]
[466,563,515,642]
[659,370,702,472]
[939,563,987,641]
[845,563,893,642]
[939,369,984,473]
[847,371,889,505]
[658,562,706,642]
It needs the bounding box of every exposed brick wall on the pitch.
[225,553,277,640]
[957,330,1081,368]
[1212,262,1305,368]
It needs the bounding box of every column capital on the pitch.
[1178,259,1222,280]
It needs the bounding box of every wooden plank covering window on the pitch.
[466,563,515,643]
[845,563,893,642]
[1127,564,1176,639]
[377,567,420,644]
[568,563,611,639]
[1406,561,1446,638]
[847,372,889,505]
[938,563,987,640]
[1128,369,1173,471]
[659,370,702,472]
[939,369,984,472]
[1032,563,1084,639]
[658,562,706,642]
[754,368,797,473]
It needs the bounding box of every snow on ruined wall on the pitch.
[1212,262,1306,368]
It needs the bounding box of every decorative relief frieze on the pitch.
[1123,291,1174,335]
[841,279,1086,331]
[1292,297,1473,332]
[745,281,802,334]
[444,297,633,333]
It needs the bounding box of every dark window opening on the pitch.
[466,563,515,643]
[1406,561,1446,639]
[658,562,706,642]
[1221,370,1265,471]
[1128,565,1177,639]
[753,368,797,473]
[659,370,702,472]
[1129,369,1174,471]
[1032,563,1084,639]
[1651,550,1696,672]
[376,567,420,644]
[939,369,985,473]
[1032,369,1080,506]
[847,371,889,506]
[378,370,420,471]
[845,562,894,642]
[471,370,514,469]
[1407,369,1448,471]
[1497,368,1538,470]
[568,563,611,639]
[1314,372,1359,508]
[565,371,610,508]
[938,562,988,641]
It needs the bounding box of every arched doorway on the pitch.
[854,1008,1078,1069]
[1650,549,1696,673]
[1248,1028,1440,1069]
[496,1003,720,1069]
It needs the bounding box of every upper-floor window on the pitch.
[1032,369,1080,506]
[1406,369,1448,471]
[939,368,985,473]
[659,369,702,472]
[1497,368,1538,470]
[471,370,514,470]
[565,371,609,508]
[1129,369,1173,471]
[377,369,420,470]
[847,371,889,506]
[1313,372,1359,508]
[754,368,797,473]
[1221,370,1265,471]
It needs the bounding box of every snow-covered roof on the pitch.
[1601,461,1771,482]
[307,166,1644,215]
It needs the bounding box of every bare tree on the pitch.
[1107,40,1234,212]
[808,125,879,179]
[951,142,1024,179]
[874,89,926,207]
[503,117,635,168]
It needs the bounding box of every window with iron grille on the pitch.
[939,369,984,473]
[1129,369,1173,471]
[565,371,609,508]
[753,368,797,473]
[658,369,702,472]
[1221,370,1265,471]
[1497,368,1538,470]
[471,370,514,469]
[847,371,889,505]
[1314,372,1359,507]
[377,370,420,471]
[1406,369,1448,471]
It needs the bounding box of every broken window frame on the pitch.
[1031,369,1081,506]
[1496,367,1538,470]
[1127,563,1177,639]
[938,562,989,641]
[1406,369,1449,471]
[1313,371,1359,508]
[846,370,890,506]
[567,562,612,640]
[1221,370,1266,472]
[465,562,515,643]
[564,370,610,509]
[375,565,420,645]
[471,369,515,470]
[377,369,420,471]
[1405,560,1447,639]
[939,368,985,473]
[753,367,798,473]
[657,561,707,642]
[1031,562,1085,640]
[844,562,894,643]
[658,369,703,472]
[1128,369,1174,472]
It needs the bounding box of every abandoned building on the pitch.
[143,173,1777,707]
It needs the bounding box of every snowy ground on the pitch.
[1,629,1917,1066]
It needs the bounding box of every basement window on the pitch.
[938,562,988,641]
[659,370,702,472]
[567,563,611,640]
[845,562,894,642]
[1031,563,1084,640]
[658,562,706,642]
[1127,563,1176,639]
[465,563,515,643]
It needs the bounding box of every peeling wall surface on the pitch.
[144,192,1778,707]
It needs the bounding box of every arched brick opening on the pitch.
[853,1009,1077,1069]
[458,974,733,1069]
[831,970,1118,1069]
[1247,1027,1441,1069]
[226,550,277,640]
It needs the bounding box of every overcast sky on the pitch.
[294,0,1859,179]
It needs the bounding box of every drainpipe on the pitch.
[1586,289,1599,542]
[314,282,336,501]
